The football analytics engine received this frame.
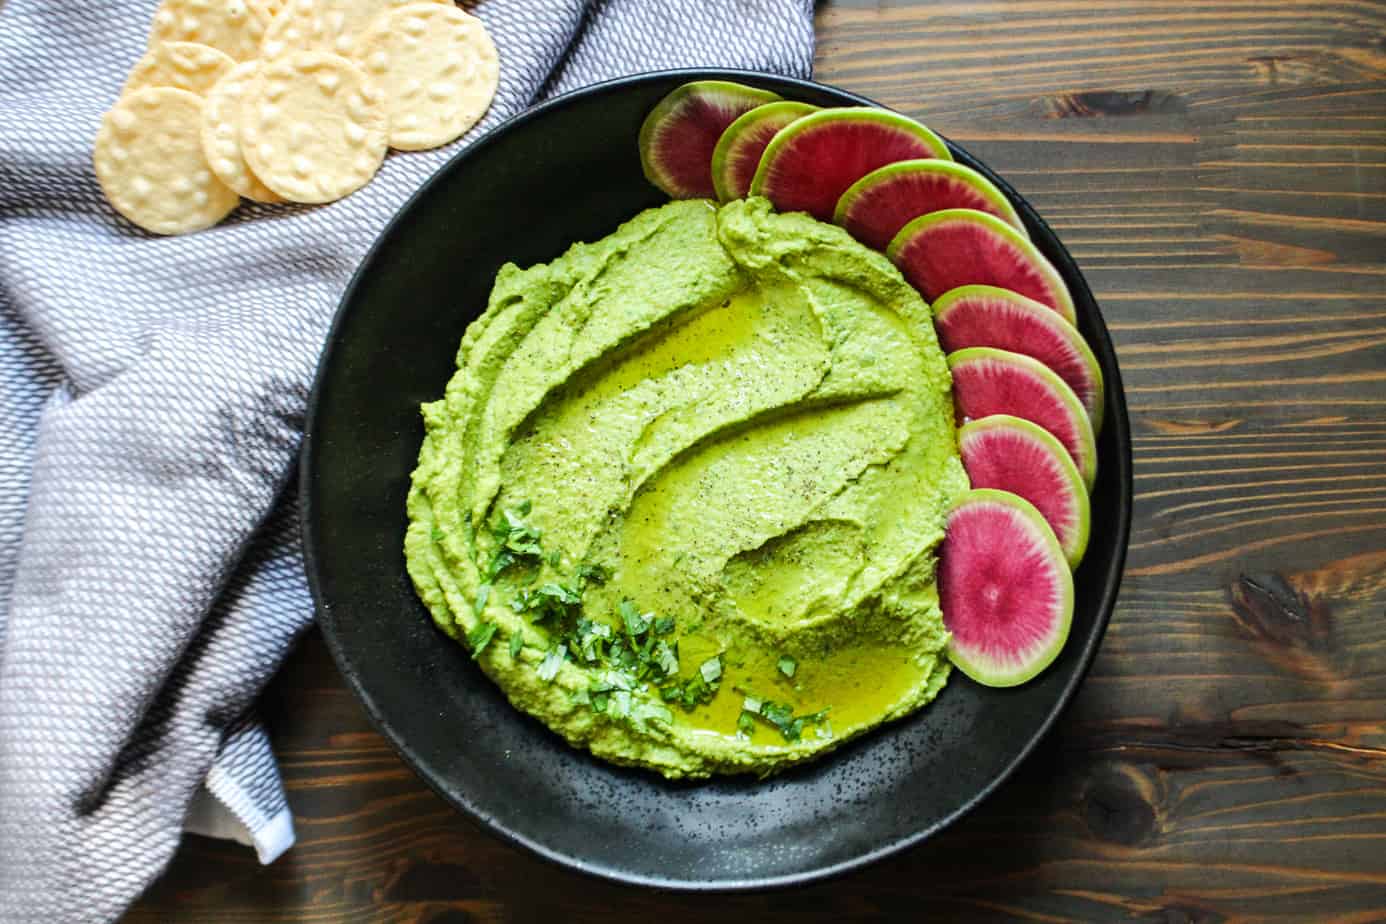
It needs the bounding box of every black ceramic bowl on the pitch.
[302,68,1132,890]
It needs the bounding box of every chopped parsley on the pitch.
[476,501,724,725]
[776,655,797,679]
[699,655,723,683]
[484,501,544,579]
[633,702,674,726]
[466,621,497,659]
[536,645,566,681]
[738,692,830,743]
[574,562,609,587]
[431,526,445,543]
[619,599,651,637]
[653,640,679,676]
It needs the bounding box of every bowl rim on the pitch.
[301,66,1133,892]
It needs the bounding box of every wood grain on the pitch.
[131,1,1386,920]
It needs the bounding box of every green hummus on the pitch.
[406,197,969,778]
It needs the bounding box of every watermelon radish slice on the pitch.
[711,101,817,202]
[959,415,1090,568]
[749,108,952,222]
[834,160,1025,251]
[888,209,1075,323]
[948,347,1097,490]
[934,285,1104,434]
[639,81,780,199]
[938,488,1074,687]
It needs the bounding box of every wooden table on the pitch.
[132,1,1386,919]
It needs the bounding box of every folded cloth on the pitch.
[0,1,815,920]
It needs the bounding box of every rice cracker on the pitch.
[94,87,240,235]
[201,62,284,203]
[355,3,498,151]
[147,0,268,62]
[240,50,388,203]
[260,0,446,59]
[122,41,237,97]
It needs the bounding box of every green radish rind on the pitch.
[934,284,1104,435]
[959,414,1091,569]
[747,107,953,198]
[710,101,818,202]
[638,81,780,198]
[887,208,1076,325]
[942,488,1074,687]
[947,346,1098,491]
[833,159,1027,237]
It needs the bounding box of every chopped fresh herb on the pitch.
[672,673,718,711]
[431,526,445,543]
[736,694,829,743]
[573,618,613,663]
[618,599,652,638]
[699,655,723,683]
[537,582,582,606]
[816,720,834,740]
[483,506,723,724]
[570,688,590,706]
[536,645,566,681]
[652,640,679,677]
[634,702,674,726]
[737,710,757,737]
[760,700,794,728]
[486,502,543,577]
[473,583,492,617]
[486,548,516,580]
[466,621,497,659]
[777,655,797,679]
[574,562,609,587]
[608,689,633,717]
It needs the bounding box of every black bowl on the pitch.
[302,68,1132,890]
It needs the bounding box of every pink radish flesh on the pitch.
[949,349,1096,487]
[837,162,1022,251]
[936,287,1103,432]
[959,417,1088,567]
[890,211,1073,320]
[712,102,815,201]
[938,490,1072,685]
[754,112,948,221]
[641,82,778,199]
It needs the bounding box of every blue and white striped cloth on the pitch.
[0,2,814,920]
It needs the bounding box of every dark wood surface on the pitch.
[131,1,1386,920]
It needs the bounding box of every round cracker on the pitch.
[94,87,240,235]
[354,3,498,151]
[201,61,284,203]
[239,50,388,204]
[147,0,268,62]
[260,0,445,59]
[122,41,237,97]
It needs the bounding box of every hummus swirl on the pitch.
[406,198,968,778]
